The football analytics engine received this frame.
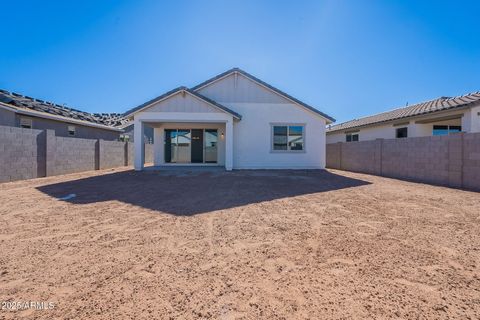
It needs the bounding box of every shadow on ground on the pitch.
[37,169,371,215]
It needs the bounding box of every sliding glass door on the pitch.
[205,129,218,163]
[164,129,218,164]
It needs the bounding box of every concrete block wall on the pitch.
[0,126,45,182]
[127,142,154,165]
[49,136,98,176]
[99,140,127,169]
[0,125,154,183]
[326,143,341,170]
[463,132,480,189]
[145,144,154,163]
[326,132,480,190]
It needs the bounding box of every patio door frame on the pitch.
[164,128,218,164]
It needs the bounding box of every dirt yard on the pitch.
[0,168,479,319]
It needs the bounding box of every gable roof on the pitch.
[123,86,242,120]
[327,91,480,133]
[0,89,123,131]
[191,68,335,123]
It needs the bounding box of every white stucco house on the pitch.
[326,91,480,143]
[124,68,334,170]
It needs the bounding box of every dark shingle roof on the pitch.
[191,68,335,123]
[123,86,242,119]
[0,90,126,129]
[327,91,480,133]
[92,113,130,127]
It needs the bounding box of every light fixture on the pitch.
[221,132,224,139]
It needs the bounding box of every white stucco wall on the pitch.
[196,72,328,169]
[226,103,326,169]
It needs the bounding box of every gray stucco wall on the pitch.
[122,123,154,143]
[0,108,16,126]
[14,114,120,140]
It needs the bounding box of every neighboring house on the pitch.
[0,90,123,140]
[124,68,335,170]
[326,91,480,143]
[118,121,154,143]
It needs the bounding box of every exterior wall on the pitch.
[0,126,45,182]
[327,106,480,143]
[196,73,289,104]
[121,123,154,143]
[229,102,326,169]
[0,107,16,126]
[14,114,120,140]
[0,125,153,183]
[147,92,220,113]
[196,73,328,169]
[99,140,127,169]
[462,104,480,133]
[326,132,480,190]
[49,135,98,176]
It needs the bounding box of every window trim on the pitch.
[346,133,359,142]
[20,117,32,129]
[432,125,462,136]
[396,127,408,138]
[270,123,306,153]
[67,125,76,136]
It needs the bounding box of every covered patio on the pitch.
[134,116,234,171]
[124,86,241,171]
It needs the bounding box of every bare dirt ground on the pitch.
[0,168,479,320]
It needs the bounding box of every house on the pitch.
[326,91,480,143]
[123,68,335,170]
[0,90,123,140]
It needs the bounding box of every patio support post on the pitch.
[153,127,163,166]
[225,119,233,171]
[134,118,145,171]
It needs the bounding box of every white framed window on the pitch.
[20,117,32,129]
[67,125,76,136]
[396,127,408,138]
[346,133,359,142]
[271,124,305,152]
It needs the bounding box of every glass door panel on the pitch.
[164,129,177,163]
[204,129,218,163]
[176,129,191,163]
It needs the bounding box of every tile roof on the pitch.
[327,91,480,133]
[123,86,242,119]
[0,89,125,130]
[191,68,335,123]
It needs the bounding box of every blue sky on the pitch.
[1,0,479,123]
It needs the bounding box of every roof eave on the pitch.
[326,104,475,134]
[0,102,123,132]
[123,87,242,120]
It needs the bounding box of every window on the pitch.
[396,127,408,138]
[346,133,359,142]
[272,125,304,151]
[20,117,32,129]
[433,125,462,136]
[67,125,76,136]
